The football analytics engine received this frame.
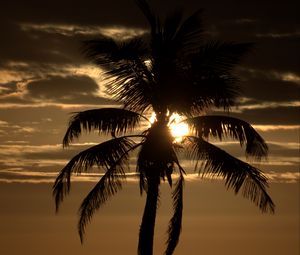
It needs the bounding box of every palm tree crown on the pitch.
[53,1,275,255]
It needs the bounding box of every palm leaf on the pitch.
[178,42,252,112]
[106,69,154,113]
[165,72,238,115]
[78,167,125,243]
[82,37,154,112]
[77,140,144,242]
[192,41,253,74]
[186,115,268,158]
[136,0,158,38]
[173,9,203,56]
[82,36,148,68]
[197,74,239,110]
[164,174,184,255]
[81,36,118,68]
[63,108,146,146]
[53,137,136,211]
[157,42,244,114]
[176,68,239,114]
[163,9,183,42]
[188,136,275,213]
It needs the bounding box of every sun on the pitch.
[169,113,189,141]
[170,121,189,138]
[149,112,189,141]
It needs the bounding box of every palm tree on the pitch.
[53,1,275,254]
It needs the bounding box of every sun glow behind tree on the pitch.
[149,112,189,142]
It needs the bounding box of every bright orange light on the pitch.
[169,113,189,142]
[149,112,189,141]
[149,112,157,124]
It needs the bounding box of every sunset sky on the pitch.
[0,0,299,254]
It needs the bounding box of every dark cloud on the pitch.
[21,144,94,161]
[230,106,300,125]
[0,82,18,96]
[0,105,118,146]
[243,37,300,74]
[24,75,116,105]
[257,128,299,144]
[237,69,300,102]
[267,142,299,158]
[26,75,98,98]
[0,21,84,66]
[0,97,38,106]
[58,95,117,105]
[1,0,143,27]
[2,0,299,26]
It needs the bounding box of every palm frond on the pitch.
[106,70,154,113]
[174,9,203,55]
[188,136,275,213]
[186,115,268,158]
[176,68,239,113]
[78,168,125,243]
[82,35,155,113]
[82,36,148,68]
[198,74,239,110]
[63,108,145,146]
[78,141,144,242]
[53,137,136,211]
[165,174,184,255]
[163,9,183,43]
[165,71,239,115]
[192,41,253,74]
[136,0,157,36]
[81,36,118,67]
[179,42,252,112]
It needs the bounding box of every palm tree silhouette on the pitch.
[53,1,275,254]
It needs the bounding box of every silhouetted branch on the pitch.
[186,115,268,158]
[63,108,147,146]
[78,169,124,243]
[194,41,253,73]
[187,136,275,213]
[136,0,157,37]
[82,36,149,68]
[173,9,203,55]
[53,137,137,211]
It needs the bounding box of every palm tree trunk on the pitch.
[138,176,159,255]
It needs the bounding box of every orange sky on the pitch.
[0,181,298,255]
